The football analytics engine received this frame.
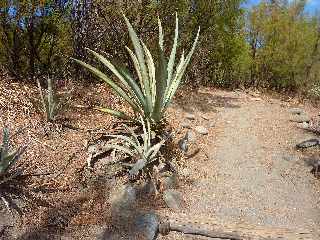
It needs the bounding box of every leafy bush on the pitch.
[73,14,200,124]
[0,127,27,213]
[106,117,165,179]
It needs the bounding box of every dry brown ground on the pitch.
[1,77,320,239]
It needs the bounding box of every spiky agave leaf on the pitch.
[152,46,168,123]
[123,15,153,115]
[96,107,132,121]
[165,27,201,107]
[167,13,179,85]
[72,58,140,113]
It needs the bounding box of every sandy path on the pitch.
[160,89,320,239]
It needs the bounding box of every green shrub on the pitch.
[73,14,200,124]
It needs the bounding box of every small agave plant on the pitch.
[0,127,27,213]
[37,78,60,122]
[73,14,200,124]
[106,116,165,178]
[0,128,27,178]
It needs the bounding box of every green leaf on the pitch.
[107,134,142,155]
[115,64,147,111]
[158,16,164,51]
[86,49,132,95]
[95,107,132,120]
[167,13,179,85]
[123,15,152,114]
[165,51,185,107]
[72,58,139,112]
[152,46,168,122]
[141,42,156,107]
[125,47,144,94]
[167,27,200,106]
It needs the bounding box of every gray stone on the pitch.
[297,122,309,129]
[195,126,209,135]
[161,174,178,190]
[180,168,191,178]
[185,113,196,120]
[282,154,299,162]
[296,139,320,149]
[289,107,304,115]
[136,180,157,196]
[181,121,191,129]
[186,130,196,142]
[134,213,159,240]
[207,121,215,128]
[163,190,184,209]
[178,132,189,153]
[110,184,136,210]
[291,114,310,123]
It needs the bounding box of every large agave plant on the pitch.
[73,14,200,123]
[106,117,165,178]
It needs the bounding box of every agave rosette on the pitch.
[73,13,200,123]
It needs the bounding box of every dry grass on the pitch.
[0,77,136,237]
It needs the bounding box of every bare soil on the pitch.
[160,88,320,239]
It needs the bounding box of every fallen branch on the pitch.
[158,216,319,240]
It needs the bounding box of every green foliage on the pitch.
[73,14,200,123]
[246,0,320,91]
[185,0,248,87]
[106,117,165,178]
[0,0,72,79]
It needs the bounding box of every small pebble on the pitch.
[185,113,196,120]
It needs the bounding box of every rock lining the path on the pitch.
[163,190,184,209]
[296,139,320,149]
[289,107,305,115]
[290,114,310,123]
[185,113,196,120]
[194,126,209,135]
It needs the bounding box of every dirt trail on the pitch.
[160,89,320,239]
